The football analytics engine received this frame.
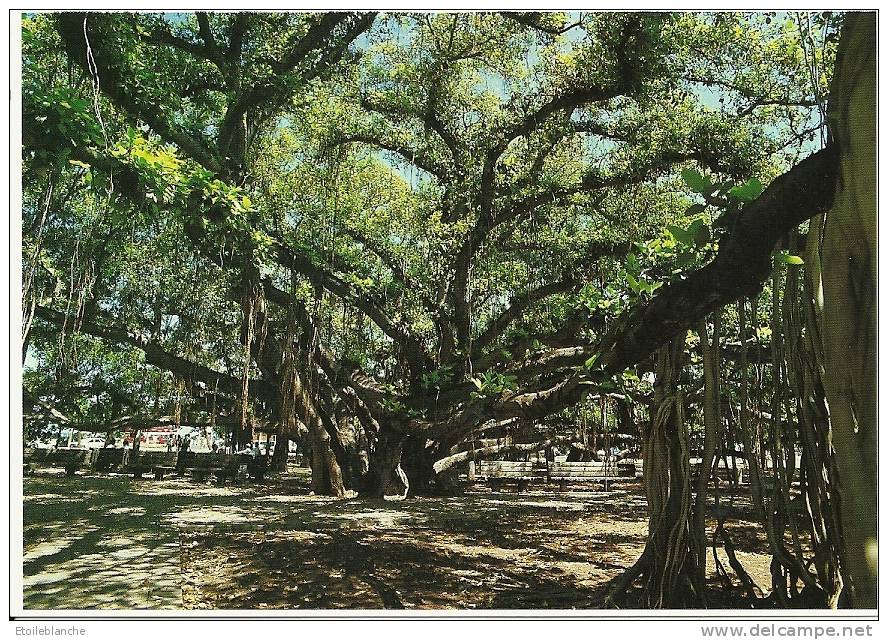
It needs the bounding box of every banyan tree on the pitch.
[22,11,875,607]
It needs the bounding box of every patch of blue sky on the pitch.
[372,149,430,189]
[163,12,190,26]
[684,78,824,156]
[24,347,39,370]
[356,13,408,50]
[471,69,512,102]
[687,82,724,112]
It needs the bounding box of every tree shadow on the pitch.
[23,473,769,610]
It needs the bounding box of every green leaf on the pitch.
[625,272,641,292]
[776,252,804,265]
[644,281,664,294]
[585,353,601,369]
[680,168,711,193]
[686,203,706,215]
[729,178,764,202]
[667,224,695,247]
[625,252,640,276]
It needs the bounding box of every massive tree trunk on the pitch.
[818,12,877,608]
[285,360,346,496]
[399,435,440,495]
[305,418,346,496]
[361,429,409,500]
[269,423,290,472]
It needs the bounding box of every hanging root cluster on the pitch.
[602,265,846,609]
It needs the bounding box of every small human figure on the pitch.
[123,438,131,450]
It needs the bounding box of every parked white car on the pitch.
[83,436,109,449]
[26,440,56,449]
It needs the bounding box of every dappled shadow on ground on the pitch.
[180,489,650,609]
[23,471,770,610]
[22,469,309,609]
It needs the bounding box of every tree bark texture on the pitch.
[818,11,877,608]
[642,340,703,607]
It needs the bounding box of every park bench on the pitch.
[247,455,268,481]
[92,448,127,472]
[617,459,644,479]
[478,460,539,491]
[125,451,178,479]
[548,461,623,488]
[47,448,91,476]
[23,447,53,474]
[690,457,750,485]
[184,453,249,484]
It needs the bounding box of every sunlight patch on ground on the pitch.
[109,545,152,561]
[23,541,183,609]
[481,498,588,511]
[254,493,339,504]
[96,535,141,549]
[63,489,111,500]
[23,493,67,502]
[24,537,80,563]
[433,537,541,562]
[23,568,76,587]
[31,469,67,477]
[132,483,248,498]
[559,490,631,500]
[549,560,613,585]
[321,509,422,527]
[565,518,648,538]
[106,506,148,516]
[166,505,252,525]
[260,530,332,543]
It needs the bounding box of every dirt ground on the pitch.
[22,468,772,610]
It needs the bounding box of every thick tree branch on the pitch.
[218,12,376,156]
[595,145,839,375]
[139,21,222,70]
[473,279,581,352]
[335,134,446,179]
[360,93,460,162]
[227,13,249,61]
[33,305,275,401]
[56,13,221,173]
[195,12,225,67]
[501,12,584,36]
[271,243,432,375]
[425,145,840,436]
[432,434,577,473]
